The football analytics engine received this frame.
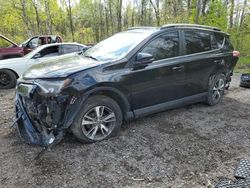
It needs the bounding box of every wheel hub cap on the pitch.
[81,106,116,141]
[212,78,225,100]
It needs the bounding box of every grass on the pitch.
[234,56,250,74]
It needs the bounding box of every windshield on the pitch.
[20,38,30,46]
[83,31,153,61]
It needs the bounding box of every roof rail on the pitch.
[127,26,157,30]
[160,24,221,31]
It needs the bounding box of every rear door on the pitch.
[129,31,188,110]
[182,29,223,96]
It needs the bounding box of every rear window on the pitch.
[184,31,212,54]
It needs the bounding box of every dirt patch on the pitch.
[0,75,250,188]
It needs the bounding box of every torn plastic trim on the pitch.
[15,95,60,146]
[60,95,87,129]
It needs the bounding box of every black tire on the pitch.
[71,95,122,143]
[207,73,226,106]
[0,69,17,89]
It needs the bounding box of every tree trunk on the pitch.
[131,1,135,27]
[18,0,33,36]
[195,0,201,24]
[31,0,41,34]
[108,0,114,34]
[239,0,247,27]
[117,0,122,31]
[66,0,74,41]
[105,3,109,36]
[44,0,52,34]
[201,0,208,16]
[140,0,145,25]
[150,0,160,26]
[229,0,234,28]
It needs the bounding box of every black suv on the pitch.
[15,24,239,146]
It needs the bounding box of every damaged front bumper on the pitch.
[14,81,85,147]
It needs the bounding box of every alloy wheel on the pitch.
[212,78,225,101]
[81,106,116,141]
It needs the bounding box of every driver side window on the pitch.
[141,32,179,61]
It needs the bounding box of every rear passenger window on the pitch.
[141,32,179,61]
[184,31,211,54]
[61,45,80,54]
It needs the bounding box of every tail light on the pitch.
[233,50,240,57]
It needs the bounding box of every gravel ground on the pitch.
[0,75,250,188]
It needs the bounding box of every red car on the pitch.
[0,35,63,60]
[21,35,63,54]
[0,34,24,60]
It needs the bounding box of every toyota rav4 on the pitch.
[14,24,239,146]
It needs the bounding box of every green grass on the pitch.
[234,56,250,74]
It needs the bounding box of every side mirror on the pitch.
[134,53,154,66]
[33,53,41,59]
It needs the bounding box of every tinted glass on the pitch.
[214,33,224,48]
[211,33,218,50]
[184,31,211,54]
[38,46,59,58]
[141,32,179,61]
[62,45,80,54]
[214,33,234,51]
[223,37,234,51]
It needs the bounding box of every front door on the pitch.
[129,31,187,110]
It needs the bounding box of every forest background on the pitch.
[0,0,249,72]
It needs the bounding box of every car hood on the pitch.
[0,34,18,46]
[23,54,101,79]
[0,57,28,66]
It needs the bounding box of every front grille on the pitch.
[17,83,67,129]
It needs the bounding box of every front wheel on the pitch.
[71,95,122,143]
[0,70,17,89]
[207,73,226,106]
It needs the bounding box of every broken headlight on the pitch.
[35,78,72,94]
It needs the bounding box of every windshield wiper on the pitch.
[83,55,99,61]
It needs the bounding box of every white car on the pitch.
[0,43,89,89]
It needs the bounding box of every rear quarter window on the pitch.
[214,33,234,51]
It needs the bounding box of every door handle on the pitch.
[172,65,184,71]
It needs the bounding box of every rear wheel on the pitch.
[207,73,226,106]
[71,95,122,143]
[0,70,17,89]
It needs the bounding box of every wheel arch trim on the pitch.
[0,68,20,79]
[84,87,134,121]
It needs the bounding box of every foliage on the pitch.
[235,56,250,73]
[0,0,249,72]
